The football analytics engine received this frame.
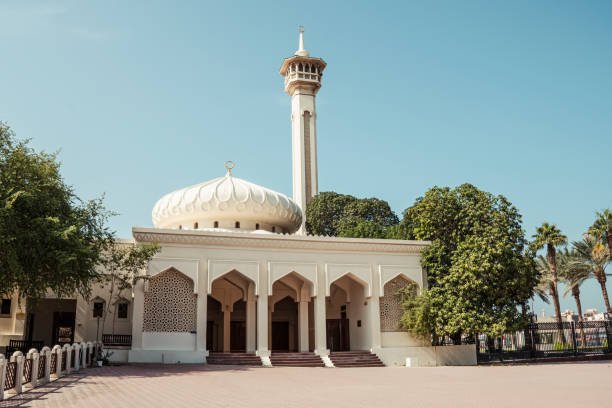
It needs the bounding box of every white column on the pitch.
[313,294,327,355]
[246,294,256,353]
[256,295,269,357]
[196,293,207,353]
[222,306,231,353]
[197,261,208,354]
[298,300,309,352]
[131,280,145,350]
[368,296,382,351]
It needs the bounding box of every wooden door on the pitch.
[230,321,246,351]
[326,319,350,351]
[272,322,290,351]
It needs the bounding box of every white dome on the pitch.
[152,170,303,234]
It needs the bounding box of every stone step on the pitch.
[329,351,385,367]
[269,352,325,367]
[207,353,262,366]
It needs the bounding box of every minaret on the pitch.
[279,27,327,234]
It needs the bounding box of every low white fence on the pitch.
[0,341,103,400]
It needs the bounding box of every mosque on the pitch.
[0,30,475,367]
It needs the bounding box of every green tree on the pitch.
[572,234,611,314]
[305,192,399,237]
[398,184,536,341]
[0,122,113,300]
[97,242,160,339]
[531,223,567,327]
[589,209,612,256]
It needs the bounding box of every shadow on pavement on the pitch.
[0,374,85,408]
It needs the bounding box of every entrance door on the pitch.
[272,322,290,351]
[52,312,75,345]
[326,318,350,351]
[230,321,246,351]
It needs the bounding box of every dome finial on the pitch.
[295,26,309,57]
[224,160,235,175]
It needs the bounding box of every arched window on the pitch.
[178,225,182,230]
[255,223,260,230]
[298,63,303,71]
[117,302,129,319]
[214,221,219,228]
[194,222,198,229]
[235,221,240,229]
[272,226,276,233]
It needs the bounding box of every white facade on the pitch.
[126,228,429,364]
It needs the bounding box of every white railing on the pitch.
[0,340,104,401]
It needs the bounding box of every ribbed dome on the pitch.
[152,170,302,234]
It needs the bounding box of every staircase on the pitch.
[207,352,262,366]
[270,352,325,367]
[329,351,385,367]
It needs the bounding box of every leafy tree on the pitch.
[97,242,160,339]
[572,234,611,314]
[398,184,536,341]
[305,192,399,237]
[0,122,113,300]
[531,223,567,327]
[589,209,612,256]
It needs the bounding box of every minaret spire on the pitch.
[296,26,309,57]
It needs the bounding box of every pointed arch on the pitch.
[268,262,317,297]
[208,260,259,295]
[325,263,372,297]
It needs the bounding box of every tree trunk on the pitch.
[572,287,586,347]
[549,282,566,344]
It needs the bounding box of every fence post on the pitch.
[0,355,6,401]
[10,351,24,395]
[40,346,51,384]
[26,348,39,388]
[80,342,87,368]
[72,343,80,371]
[570,321,578,356]
[52,345,62,378]
[63,344,72,374]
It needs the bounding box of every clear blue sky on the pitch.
[1,0,611,316]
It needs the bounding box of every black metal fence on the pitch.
[4,362,16,390]
[477,320,612,363]
[102,334,132,346]
[5,340,44,356]
[38,356,46,379]
[23,358,33,384]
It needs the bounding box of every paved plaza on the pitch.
[2,362,610,408]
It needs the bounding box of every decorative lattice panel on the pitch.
[379,275,411,332]
[143,269,196,332]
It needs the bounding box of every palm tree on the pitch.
[589,209,612,255]
[535,253,568,343]
[559,249,590,346]
[572,234,611,314]
[532,223,568,326]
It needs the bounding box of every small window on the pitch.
[235,221,240,229]
[179,225,182,230]
[0,299,11,315]
[93,302,104,318]
[194,222,199,229]
[117,303,128,319]
[214,221,219,228]
[255,223,260,230]
[272,226,276,233]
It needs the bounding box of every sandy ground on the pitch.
[2,362,610,408]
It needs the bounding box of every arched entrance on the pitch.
[270,296,297,351]
[208,270,256,352]
[269,272,314,352]
[326,274,369,351]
